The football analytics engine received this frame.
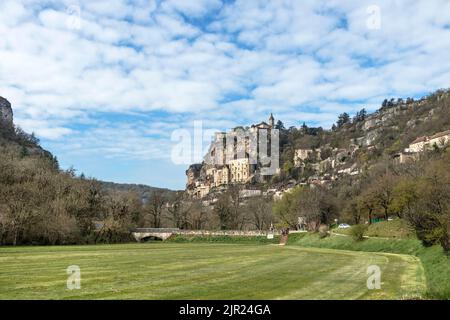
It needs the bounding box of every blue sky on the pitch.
[1,0,450,189]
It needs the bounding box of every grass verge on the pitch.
[333,219,415,239]
[288,232,450,299]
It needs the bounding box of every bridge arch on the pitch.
[139,235,164,242]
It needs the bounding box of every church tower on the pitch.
[269,113,274,128]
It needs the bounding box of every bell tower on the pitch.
[269,113,274,128]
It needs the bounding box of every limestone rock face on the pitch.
[0,97,13,126]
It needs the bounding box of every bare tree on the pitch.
[145,190,166,228]
[244,197,273,230]
[371,172,396,220]
[167,193,192,229]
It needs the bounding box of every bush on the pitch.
[350,224,368,241]
[318,224,330,238]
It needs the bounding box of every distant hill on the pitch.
[99,181,179,203]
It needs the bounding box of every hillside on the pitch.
[277,88,450,184]
[99,181,178,203]
[0,97,175,246]
[186,88,450,197]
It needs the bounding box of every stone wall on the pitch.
[131,228,277,242]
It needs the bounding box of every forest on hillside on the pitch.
[0,115,179,245]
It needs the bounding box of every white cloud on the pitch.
[15,118,74,140]
[161,0,223,18]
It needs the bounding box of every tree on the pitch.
[243,197,273,230]
[392,178,420,220]
[401,157,450,251]
[273,186,337,231]
[357,151,450,252]
[301,122,308,133]
[272,188,301,229]
[167,193,192,229]
[214,186,243,230]
[357,189,377,224]
[355,108,367,122]
[188,200,209,230]
[0,135,146,246]
[350,224,368,241]
[96,192,135,243]
[275,120,285,130]
[214,195,232,230]
[371,173,397,220]
[2,184,37,245]
[73,179,104,238]
[344,198,363,225]
[145,190,166,228]
[337,113,350,128]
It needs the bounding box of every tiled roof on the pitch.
[410,136,427,144]
[410,129,450,145]
[430,129,450,140]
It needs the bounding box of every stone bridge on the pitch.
[131,228,278,242]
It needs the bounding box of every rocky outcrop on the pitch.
[0,97,13,127]
[0,97,51,158]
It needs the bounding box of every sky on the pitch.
[1,0,450,190]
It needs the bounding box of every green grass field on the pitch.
[0,242,426,300]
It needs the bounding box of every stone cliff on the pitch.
[0,96,13,127]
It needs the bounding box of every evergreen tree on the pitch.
[275,120,285,130]
[337,112,350,128]
[355,108,367,122]
[301,122,308,133]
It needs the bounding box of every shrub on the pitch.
[318,224,330,238]
[350,224,368,241]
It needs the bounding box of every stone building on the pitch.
[406,130,450,153]
[293,148,323,166]
[427,130,450,148]
[186,114,277,198]
[393,152,417,164]
[393,129,450,165]
[406,136,428,153]
[229,158,253,183]
[293,149,313,166]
